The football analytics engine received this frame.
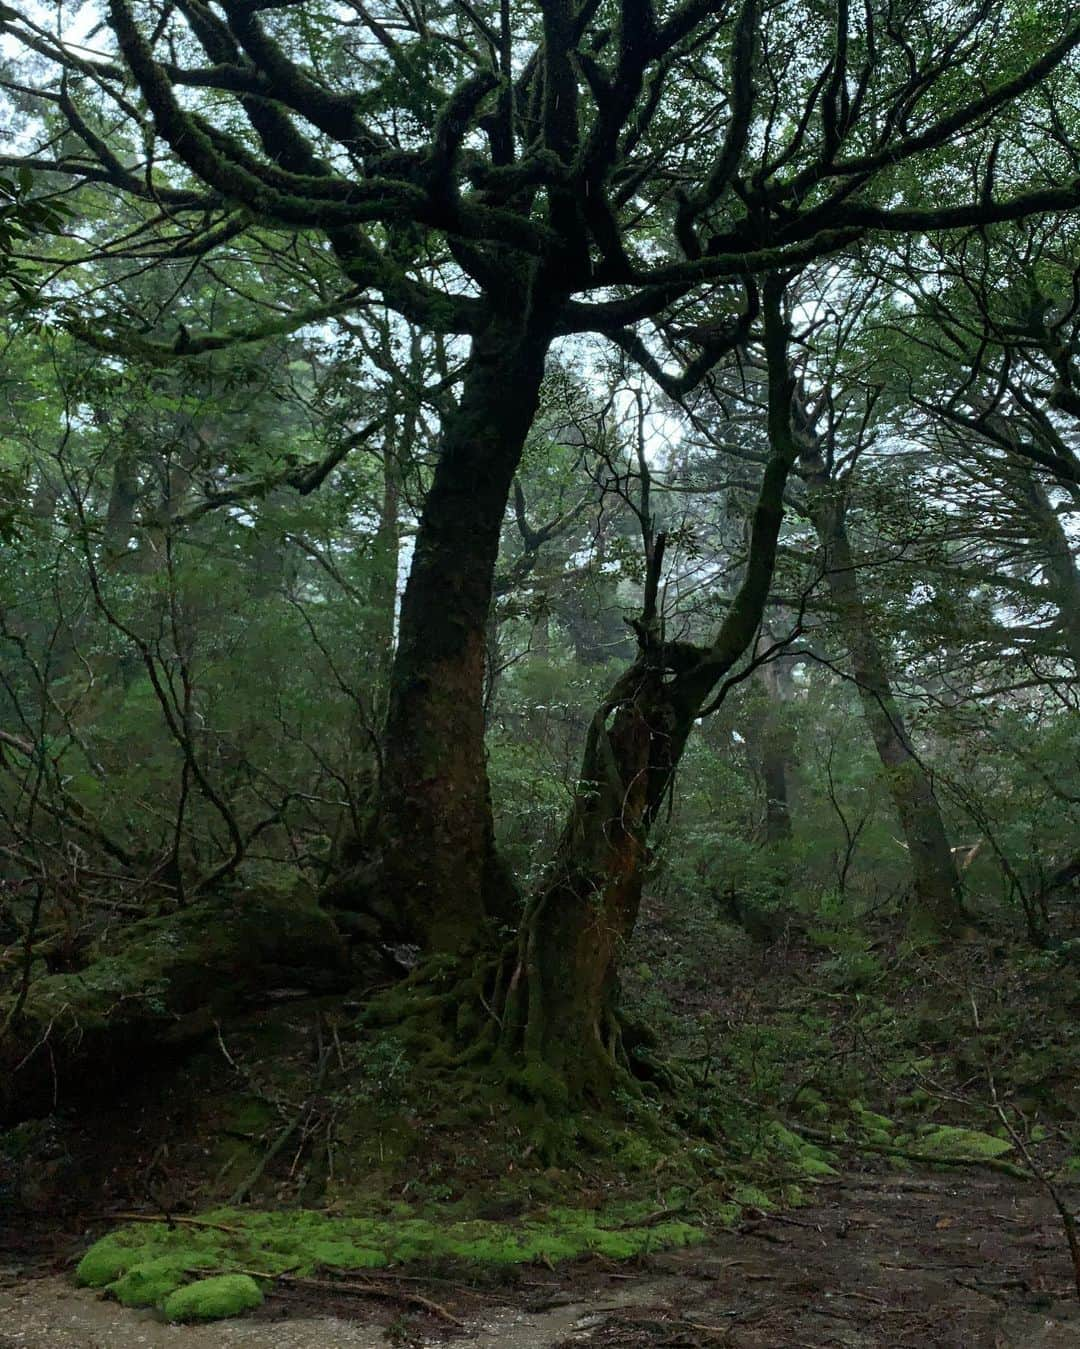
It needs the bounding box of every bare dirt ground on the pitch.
[3,1166,1080,1348]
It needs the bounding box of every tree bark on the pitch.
[804,476,965,933]
[502,658,692,1101]
[329,315,554,952]
[369,432,402,691]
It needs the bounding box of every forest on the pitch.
[0,0,1079,1343]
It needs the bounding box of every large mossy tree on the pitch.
[3,0,1080,1104]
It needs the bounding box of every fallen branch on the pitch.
[104,1213,245,1236]
[230,1045,330,1205]
[239,1269,465,1326]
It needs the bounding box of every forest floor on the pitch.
[5,889,1080,1346]
[3,1163,1080,1347]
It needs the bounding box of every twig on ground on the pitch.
[103,1213,245,1235]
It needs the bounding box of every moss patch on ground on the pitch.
[75,1205,706,1320]
[910,1126,1013,1161]
[163,1275,264,1321]
[110,1254,217,1307]
[760,1121,838,1177]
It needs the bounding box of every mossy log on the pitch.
[0,890,348,1126]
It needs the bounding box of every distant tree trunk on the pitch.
[1013,466,1080,669]
[747,657,795,845]
[370,433,402,691]
[30,469,59,523]
[1043,852,1080,899]
[803,474,964,934]
[332,312,555,952]
[103,455,140,569]
[329,427,404,878]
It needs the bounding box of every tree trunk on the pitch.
[369,434,402,691]
[103,454,140,570]
[805,478,964,933]
[503,660,692,1101]
[500,277,801,1099]
[331,316,553,952]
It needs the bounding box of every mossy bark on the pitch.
[502,662,693,1102]
[0,890,348,1126]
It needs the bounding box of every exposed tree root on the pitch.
[354,941,693,1168]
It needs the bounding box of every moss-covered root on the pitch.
[164,1276,264,1322]
[0,887,347,1127]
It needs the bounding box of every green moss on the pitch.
[764,1121,838,1177]
[515,1063,571,1112]
[896,1089,935,1113]
[74,1201,706,1312]
[590,1231,641,1259]
[111,1256,207,1308]
[163,1274,264,1322]
[306,1237,388,1269]
[74,1232,146,1286]
[852,1106,894,1133]
[913,1127,1013,1160]
[614,1132,665,1171]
